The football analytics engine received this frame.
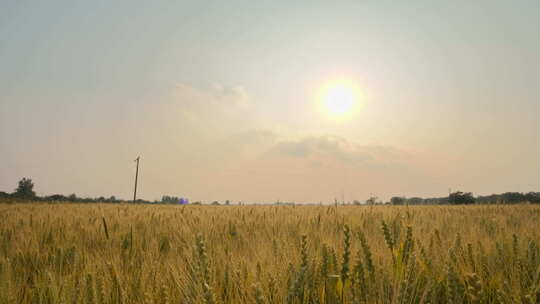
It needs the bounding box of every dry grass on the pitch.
[0,203,539,303]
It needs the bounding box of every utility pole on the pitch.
[133,156,140,203]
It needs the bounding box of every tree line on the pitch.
[1,177,539,205]
[0,178,188,204]
[388,191,540,205]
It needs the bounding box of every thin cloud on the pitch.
[167,82,257,138]
[268,135,409,168]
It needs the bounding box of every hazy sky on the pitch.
[1,1,539,203]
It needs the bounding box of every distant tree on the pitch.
[474,194,496,204]
[525,192,540,204]
[68,194,78,201]
[353,200,362,205]
[13,178,36,200]
[365,196,379,205]
[162,195,181,204]
[225,200,231,205]
[449,191,476,205]
[407,197,424,205]
[45,194,66,201]
[0,191,11,199]
[390,197,406,205]
[211,201,220,206]
[500,192,525,204]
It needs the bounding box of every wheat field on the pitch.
[0,203,539,303]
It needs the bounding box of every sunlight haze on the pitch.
[1,1,539,203]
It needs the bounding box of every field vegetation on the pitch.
[0,203,539,303]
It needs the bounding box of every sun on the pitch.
[324,85,356,115]
[317,79,362,120]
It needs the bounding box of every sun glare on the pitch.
[317,79,362,120]
[324,85,355,115]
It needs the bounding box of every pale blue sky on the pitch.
[1,1,539,202]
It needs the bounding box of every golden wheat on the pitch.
[0,203,539,303]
